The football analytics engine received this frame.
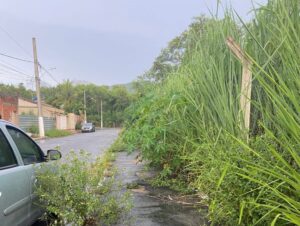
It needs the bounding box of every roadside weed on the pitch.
[35,150,131,225]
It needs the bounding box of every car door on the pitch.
[6,125,45,224]
[0,128,31,226]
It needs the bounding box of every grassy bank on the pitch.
[118,0,300,225]
[45,129,73,138]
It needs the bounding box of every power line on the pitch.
[0,67,30,78]
[0,70,53,88]
[0,73,32,82]
[39,64,59,84]
[0,51,33,63]
[0,49,59,85]
[0,23,59,85]
[0,70,34,84]
[0,25,33,58]
[0,58,33,77]
[0,62,33,78]
[0,51,60,84]
[0,58,33,75]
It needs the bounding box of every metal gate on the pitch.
[19,115,55,131]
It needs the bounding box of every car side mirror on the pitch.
[47,150,62,161]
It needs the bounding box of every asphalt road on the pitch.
[37,128,120,159]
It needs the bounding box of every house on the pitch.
[18,98,80,131]
[17,98,66,131]
[0,96,18,123]
[0,96,79,131]
[18,98,65,117]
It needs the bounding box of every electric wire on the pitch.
[0,52,33,63]
[0,69,32,83]
[0,23,59,85]
[39,64,59,84]
[0,62,33,78]
[0,25,33,58]
[0,73,31,82]
[0,67,30,78]
[0,58,33,77]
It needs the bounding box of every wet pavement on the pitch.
[114,152,208,226]
[38,128,121,158]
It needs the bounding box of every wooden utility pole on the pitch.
[100,99,103,129]
[32,37,45,137]
[84,90,87,123]
[226,37,252,140]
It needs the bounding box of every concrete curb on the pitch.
[32,130,81,141]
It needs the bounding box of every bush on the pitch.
[75,121,82,130]
[35,151,131,225]
[45,129,72,138]
[27,124,39,134]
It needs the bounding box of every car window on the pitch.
[6,126,44,165]
[0,129,17,169]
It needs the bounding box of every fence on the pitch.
[56,113,80,130]
[19,115,55,132]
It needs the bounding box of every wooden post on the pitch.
[226,37,252,140]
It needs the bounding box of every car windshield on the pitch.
[83,123,92,127]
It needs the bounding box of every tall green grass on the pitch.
[237,1,300,224]
[122,0,300,225]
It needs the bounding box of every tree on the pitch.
[141,16,208,83]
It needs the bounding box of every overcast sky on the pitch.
[0,0,267,87]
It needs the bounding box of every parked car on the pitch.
[0,120,62,226]
[81,122,95,133]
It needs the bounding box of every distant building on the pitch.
[0,96,18,122]
[18,98,65,117]
[0,96,79,131]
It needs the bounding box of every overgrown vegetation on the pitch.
[118,0,300,225]
[35,150,131,225]
[45,129,72,138]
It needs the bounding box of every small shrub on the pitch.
[35,151,131,225]
[27,124,39,134]
[75,121,82,130]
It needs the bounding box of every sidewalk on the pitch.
[114,151,208,226]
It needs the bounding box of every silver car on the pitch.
[0,120,61,226]
[81,123,95,133]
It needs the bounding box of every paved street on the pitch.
[37,128,121,158]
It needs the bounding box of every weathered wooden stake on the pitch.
[226,37,252,140]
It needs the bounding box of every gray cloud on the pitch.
[0,0,266,86]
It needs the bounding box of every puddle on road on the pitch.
[127,181,208,226]
[148,202,207,226]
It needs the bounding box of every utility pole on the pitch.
[100,99,103,129]
[32,37,45,137]
[84,90,87,123]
